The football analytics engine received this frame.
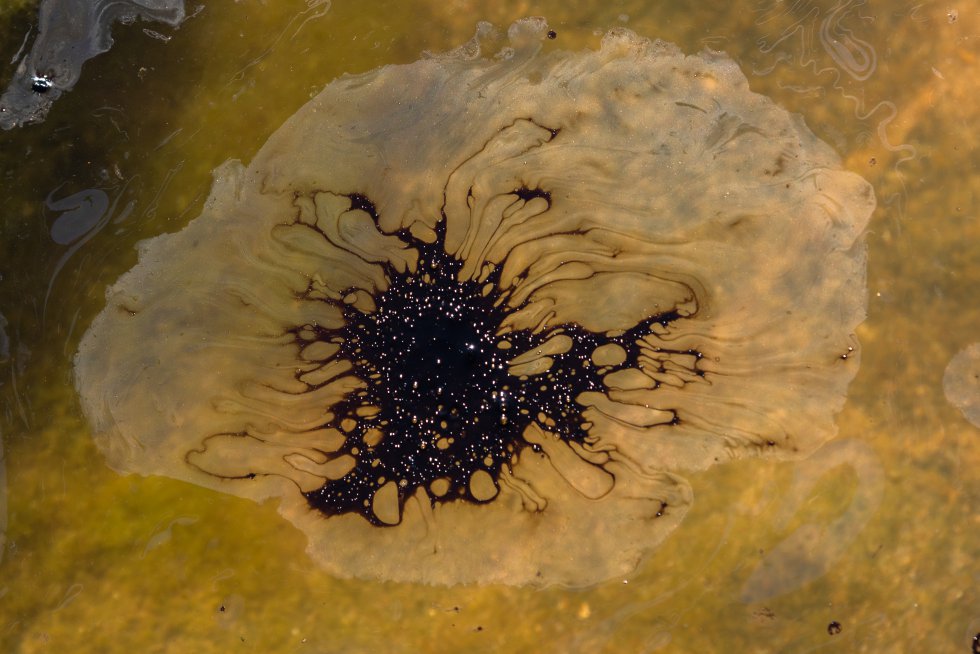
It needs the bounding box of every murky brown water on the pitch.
[0,1,977,652]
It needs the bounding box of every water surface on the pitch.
[0,0,977,651]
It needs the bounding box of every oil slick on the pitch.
[0,0,185,129]
[74,19,875,587]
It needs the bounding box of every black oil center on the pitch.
[302,192,684,524]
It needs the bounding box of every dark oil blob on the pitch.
[31,75,54,94]
[827,621,842,636]
[302,193,687,524]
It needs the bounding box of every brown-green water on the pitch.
[0,1,977,651]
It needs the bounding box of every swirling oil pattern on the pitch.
[750,0,916,168]
[74,19,875,587]
[754,0,876,81]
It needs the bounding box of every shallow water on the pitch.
[0,0,977,652]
